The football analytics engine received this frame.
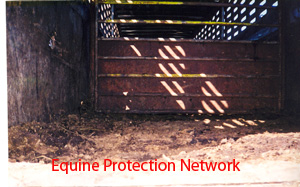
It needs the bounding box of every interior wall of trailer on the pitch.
[6,1,90,126]
[284,0,300,113]
[6,0,300,126]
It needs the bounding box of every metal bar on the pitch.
[118,15,205,20]
[278,0,285,111]
[95,109,252,114]
[99,19,279,27]
[94,0,99,110]
[97,56,278,62]
[97,73,280,79]
[98,37,279,44]
[98,0,277,9]
[121,30,194,33]
[90,0,96,104]
[98,92,277,98]
[111,4,115,36]
[221,5,225,40]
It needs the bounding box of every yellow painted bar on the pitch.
[99,0,184,5]
[97,0,277,9]
[98,19,279,27]
[98,73,231,78]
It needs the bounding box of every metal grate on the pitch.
[194,0,279,41]
[97,0,280,40]
[97,3,120,38]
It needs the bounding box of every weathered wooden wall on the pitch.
[284,0,300,113]
[7,1,90,126]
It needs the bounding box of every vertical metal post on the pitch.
[221,0,225,40]
[89,0,95,106]
[221,7,225,40]
[95,0,99,110]
[278,0,285,111]
[111,4,114,37]
[89,0,98,110]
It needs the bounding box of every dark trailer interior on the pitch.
[6,1,300,184]
[7,0,300,124]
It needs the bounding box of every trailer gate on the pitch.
[93,0,282,114]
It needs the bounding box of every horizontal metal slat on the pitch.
[97,59,279,75]
[98,40,279,60]
[97,73,279,78]
[97,77,279,96]
[96,96,278,113]
[98,0,277,9]
[99,19,279,27]
[97,57,278,61]
[98,92,277,99]
[98,38,279,44]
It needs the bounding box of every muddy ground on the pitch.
[8,108,300,165]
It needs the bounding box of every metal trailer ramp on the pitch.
[95,39,280,114]
[93,0,283,114]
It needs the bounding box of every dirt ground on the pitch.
[8,110,300,164]
[8,108,300,186]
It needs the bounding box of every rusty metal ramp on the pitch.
[95,38,280,114]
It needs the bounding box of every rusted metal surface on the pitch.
[98,60,278,75]
[96,96,278,114]
[98,39,278,59]
[97,77,279,95]
[96,39,280,114]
